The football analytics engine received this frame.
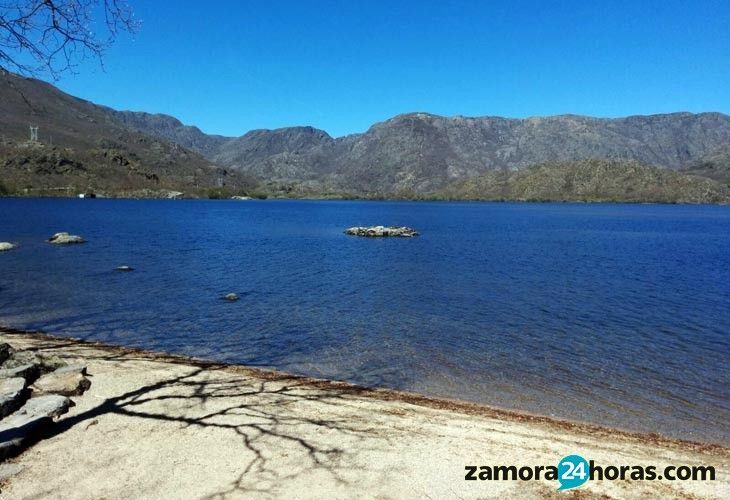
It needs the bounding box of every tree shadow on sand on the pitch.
[14,335,399,499]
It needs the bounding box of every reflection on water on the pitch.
[0,198,728,444]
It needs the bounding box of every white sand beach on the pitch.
[0,330,727,499]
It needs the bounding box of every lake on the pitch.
[0,198,728,444]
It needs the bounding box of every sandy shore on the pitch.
[0,330,727,499]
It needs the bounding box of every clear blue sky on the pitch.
[48,0,730,138]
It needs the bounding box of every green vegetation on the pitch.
[436,160,730,204]
[0,72,257,198]
[206,187,268,200]
[242,160,730,204]
[681,144,730,186]
[206,188,227,199]
[0,179,11,195]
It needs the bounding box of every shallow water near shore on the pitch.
[0,198,728,444]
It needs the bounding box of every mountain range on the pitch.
[112,109,730,193]
[0,71,255,197]
[1,70,730,202]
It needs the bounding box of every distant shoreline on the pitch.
[1,194,729,206]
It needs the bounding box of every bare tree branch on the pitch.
[0,0,139,79]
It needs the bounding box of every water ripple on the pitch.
[0,198,728,444]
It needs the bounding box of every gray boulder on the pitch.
[35,354,68,373]
[0,394,73,460]
[32,370,91,397]
[1,350,42,369]
[0,364,40,383]
[0,343,14,365]
[52,364,87,376]
[10,394,72,419]
[0,378,28,418]
[3,350,69,375]
[47,232,85,244]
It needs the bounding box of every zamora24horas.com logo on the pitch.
[465,454,716,491]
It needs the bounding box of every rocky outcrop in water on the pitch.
[345,226,419,237]
[0,243,17,252]
[47,232,85,245]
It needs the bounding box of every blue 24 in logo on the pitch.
[557,455,590,491]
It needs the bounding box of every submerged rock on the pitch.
[224,293,239,302]
[0,242,17,251]
[47,232,85,245]
[344,226,419,237]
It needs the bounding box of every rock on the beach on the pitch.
[0,378,28,418]
[0,343,14,365]
[224,293,239,301]
[35,354,68,374]
[344,226,419,237]
[31,370,91,397]
[0,242,17,251]
[0,394,73,460]
[11,394,73,419]
[2,349,71,375]
[0,364,40,383]
[2,350,41,370]
[52,364,87,376]
[47,232,85,244]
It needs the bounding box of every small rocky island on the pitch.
[47,232,85,245]
[345,226,419,237]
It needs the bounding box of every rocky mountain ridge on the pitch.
[2,71,730,201]
[118,109,730,194]
[0,71,256,196]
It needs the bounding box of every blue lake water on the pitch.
[0,198,728,444]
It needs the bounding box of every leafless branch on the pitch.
[0,0,139,79]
